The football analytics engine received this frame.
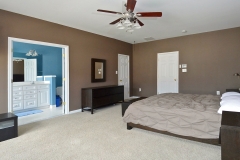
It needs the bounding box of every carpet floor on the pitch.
[0,104,221,160]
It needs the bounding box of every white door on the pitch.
[38,89,50,107]
[24,59,37,81]
[118,54,130,99]
[157,51,179,94]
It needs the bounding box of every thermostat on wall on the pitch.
[182,64,187,68]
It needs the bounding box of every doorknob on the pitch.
[120,80,122,82]
[174,79,176,81]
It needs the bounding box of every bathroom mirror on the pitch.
[91,58,106,82]
[13,54,43,82]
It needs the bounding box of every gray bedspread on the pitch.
[123,93,222,139]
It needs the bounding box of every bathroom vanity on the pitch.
[12,81,50,111]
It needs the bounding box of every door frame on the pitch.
[118,54,130,98]
[8,37,70,114]
[157,51,179,94]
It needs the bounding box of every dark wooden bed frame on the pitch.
[127,122,220,145]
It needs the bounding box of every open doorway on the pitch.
[8,37,69,125]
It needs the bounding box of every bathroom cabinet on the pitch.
[13,83,50,111]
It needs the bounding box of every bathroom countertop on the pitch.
[13,81,50,86]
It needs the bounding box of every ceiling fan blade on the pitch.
[110,18,121,25]
[136,19,144,26]
[127,0,137,12]
[97,9,122,15]
[137,12,162,17]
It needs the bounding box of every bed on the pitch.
[123,93,222,145]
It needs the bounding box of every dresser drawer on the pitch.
[37,85,49,89]
[13,86,22,91]
[23,85,37,90]
[12,100,23,111]
[92,89,106,98]
[23,90,37,95]
[13,91,23,96]
[24,99,37,109]
[24,94,37,100]
[13,95,23,101]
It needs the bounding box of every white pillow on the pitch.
[218,99,240,114]
[221,92,240,99]
[220,95,240,105]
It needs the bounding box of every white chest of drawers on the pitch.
[12,84,50,111]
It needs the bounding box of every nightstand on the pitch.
[0,113,18,142]
[122,97,147,116]
[221,111,240,160]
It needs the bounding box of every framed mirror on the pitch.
[91,58,106,82]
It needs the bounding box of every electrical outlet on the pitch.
[139,88,141,92]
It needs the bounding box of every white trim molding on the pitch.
[69,109,82,114]
[8,37,70,114]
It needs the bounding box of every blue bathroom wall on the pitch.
[42,48,62,87]
[13,42,62,87]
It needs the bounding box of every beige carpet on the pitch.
[0,104,221,160]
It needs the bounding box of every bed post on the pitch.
[127,123,133,130]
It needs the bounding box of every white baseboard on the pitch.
[69,109,82,114]
[50,105,56,109]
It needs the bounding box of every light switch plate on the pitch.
[179,65,182,68]
[116,71,118,74]
[182,69,187,72]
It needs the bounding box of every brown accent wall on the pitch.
[0,10,132,113]
[133,27,240,96]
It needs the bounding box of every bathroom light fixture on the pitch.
[13,59,23,62]
[26,50,38,56]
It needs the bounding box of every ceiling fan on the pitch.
[97,0,162,32]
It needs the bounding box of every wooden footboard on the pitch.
[127,123,220,146]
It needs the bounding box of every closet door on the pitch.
[157,52,179,94]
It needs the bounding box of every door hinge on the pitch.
[62,53,65,57]
[62,102,66,105]
[63,78,65,81]
[11,48,13,53]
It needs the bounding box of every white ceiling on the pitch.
[1,0,240,44]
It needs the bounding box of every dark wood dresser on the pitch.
[81,85,124,114]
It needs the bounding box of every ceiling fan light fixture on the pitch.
[116,23,125,29]
[126,28,134,33]
[133,22,141,29]
[123,19,131,26]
